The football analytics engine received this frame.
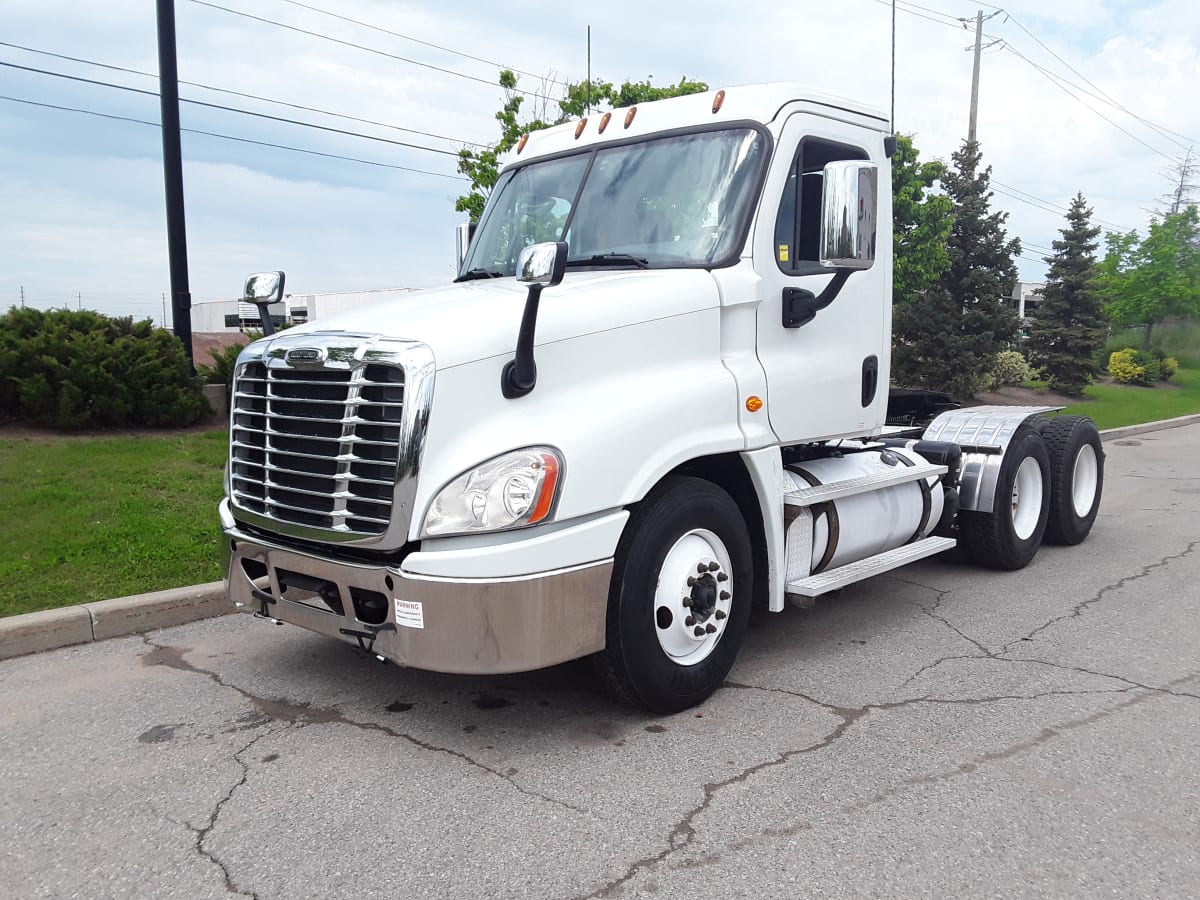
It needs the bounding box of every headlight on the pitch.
[422,447,563,537]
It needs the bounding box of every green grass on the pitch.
[0,430,228,617]
[1061,367,1200,429]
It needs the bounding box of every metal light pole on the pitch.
[156,0,194,367]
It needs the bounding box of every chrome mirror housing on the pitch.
[516,242,567,287]
[818,162,878,270]
[244,271,286,304]
[455,222,475,270]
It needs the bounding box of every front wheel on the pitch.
[958,424,1051,570]
[592,476,752,714]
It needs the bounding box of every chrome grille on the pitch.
[230,362,405,536]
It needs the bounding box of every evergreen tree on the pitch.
[893,139,1021,398]
[1025,193,1106,395]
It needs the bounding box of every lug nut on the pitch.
[708,562,720,572]
[693,626,705,637]
[686,576,696,587]
[715,610,726,620]
[682,596,694,608]
[705,623,717,634]
[697,564,708,574]
[685,616,695,627]
[720,591,730,601]
[717,572,729,582]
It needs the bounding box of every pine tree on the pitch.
[893,139,1021,398]
[1025,193,1106,395]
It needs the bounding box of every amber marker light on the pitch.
[575,118,588,138]
[712,89,726,114]
[599,112,611,133]
[528,453,560,524]
[517,133,529,154]
[624,106,637,128]
[746,396,764,412]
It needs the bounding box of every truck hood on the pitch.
[278,269,721,369]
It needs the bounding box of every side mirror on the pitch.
[243,271,285,336]
[516,241,567,286]
[502,242,568,399]
[819,161,878,270]
[455,222,477,270]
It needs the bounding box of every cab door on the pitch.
[751,112,891,444]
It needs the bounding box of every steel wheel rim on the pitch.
[1011,455,1044,541]
[653,528,733,666]
[1071,444,1099,518]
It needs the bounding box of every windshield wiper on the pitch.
[565,253,650,269]
[455,267,507,282]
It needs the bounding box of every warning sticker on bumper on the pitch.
[395,599,425,629]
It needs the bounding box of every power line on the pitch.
[272,0,566,88]
[0,94,467,180]
[0,40,488,148]
[0,60,463,158]
[187,0,559,104]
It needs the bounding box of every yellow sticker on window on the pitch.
[778,244,790,262]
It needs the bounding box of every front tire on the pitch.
[958,424,1050,570]
[1042,415,1104,545]
[593,476,752,714]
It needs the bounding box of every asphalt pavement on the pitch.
[2,423,1198,899]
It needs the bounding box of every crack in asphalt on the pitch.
[890,575,997,659]
[138,636,585,815]
[1002,539,1199,654]
[578,680,1137,898]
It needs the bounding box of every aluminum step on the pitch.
[786,536,957,597]
[784,462,947,508]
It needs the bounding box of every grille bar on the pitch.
[230,360,405,536]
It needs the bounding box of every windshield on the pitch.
[459,127,768,278]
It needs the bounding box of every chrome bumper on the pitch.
[222,523,611,675]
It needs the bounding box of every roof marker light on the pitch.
[624,106,637,129]
[575,118,588,138]
[712,90,726,114]
[599,111,611,133]
[517,133,529,154]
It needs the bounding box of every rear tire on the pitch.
[592,476,752,714]
[958,425,1050,570]
[1041,415,1104,545]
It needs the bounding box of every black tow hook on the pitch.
[340,623,397,661]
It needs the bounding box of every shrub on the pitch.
[1107,349,1144,384]
[0,307,209,429]
[992,350,1033,386]
[1159,356,1179,381]
[1107,348,1163,386]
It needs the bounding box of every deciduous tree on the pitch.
[891,134,952,305]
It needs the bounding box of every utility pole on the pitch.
[891,0,896,132]
[162,292,168,328]
[19,286,24,309]
[967,10,983,144]
[586,26,591,115]
[77,292,82,311]
[156,0,194,367]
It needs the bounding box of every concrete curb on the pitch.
[0,582,227,662]
[1099,413,1200,442]
[3,413,1198,663]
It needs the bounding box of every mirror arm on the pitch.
[781,270,852,329]
[501,283,544,399]
[254,301,278,337]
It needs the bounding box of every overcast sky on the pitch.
[1,0,1197,324]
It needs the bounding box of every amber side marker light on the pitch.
[517,133,529,154]
[624,106,637,128]
[599,111,612,133]
[712,89,726,114]
[746,396,763,412]
[575,118,588,138]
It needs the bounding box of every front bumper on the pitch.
[221,504,612,674]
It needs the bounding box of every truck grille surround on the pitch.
[227,334,435,547]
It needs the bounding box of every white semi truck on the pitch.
[220,84,1104,713]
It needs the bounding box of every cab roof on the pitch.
[515,82,889,164]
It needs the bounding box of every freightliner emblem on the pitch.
[285,347,326,366]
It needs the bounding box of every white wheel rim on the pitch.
[1010,456,1044,541]
[653,528,733,667]
[1071,444,1099,518]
